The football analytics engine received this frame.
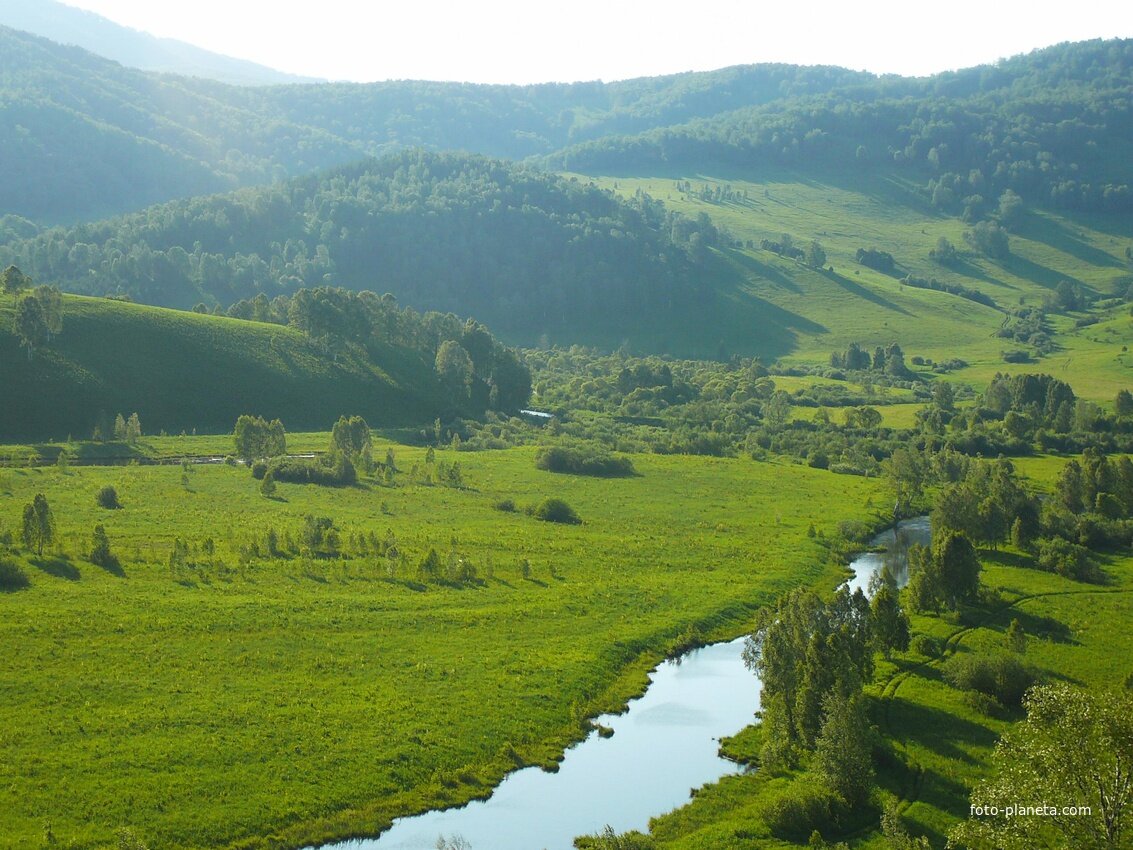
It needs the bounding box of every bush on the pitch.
[268,452,356,487]
[910,634,939,657]
[96,485,120,509]
[0,557,29,591]
[250,460,268,480]
[494,498,516,512]
[1036,537,1102,583]
[943,652,1037,708]
[760,784,840,841]
[534,445,636,477]
[532,497,582,525]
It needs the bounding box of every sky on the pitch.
[61,0,1133,85]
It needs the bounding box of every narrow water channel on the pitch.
[310,518,930,850]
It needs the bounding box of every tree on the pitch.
[33,285,63,341]
[950,684,1133,850]
[330,415,371,458]
[435,340,474,398]
[935,530,981,608]
[89,524,117,569]
[21,494,54,557]
[814,691,874,806]
[930,236,958,265]
[871,583,910,658]
[1005,618,1027,654]
[13,293,47,360]
[1115,390,1133,418]
[1,265,30,294]
[259,470,277,498]
[763,390,792,430]
[806,240,827,269]
[233,415,287,461]
[96,485,121,509]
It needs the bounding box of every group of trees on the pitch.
[219,285,531,416]
[828,342,909,378]
[744,580,910,808]
[4,266,63,360]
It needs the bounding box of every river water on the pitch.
[309,517,930,850]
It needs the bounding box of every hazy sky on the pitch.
[62,0,1133,84]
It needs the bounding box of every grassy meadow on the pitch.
[584,169,1133,404]
[0,439,885,849]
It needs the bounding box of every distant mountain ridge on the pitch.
[0,23,1130,225]
[0,0,317,85]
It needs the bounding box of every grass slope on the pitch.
[0,443,883,849]
[585,168,1133,400]
[0,295,444,442]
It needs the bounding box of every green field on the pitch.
[0,440,883,849]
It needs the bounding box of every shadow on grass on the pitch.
[823,268,914,315]
[91,557,126,578]
[1017,214,1125,270]
[889,697,1000,766]
[32,555,80,581]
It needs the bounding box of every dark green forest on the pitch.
[0,151,722,340]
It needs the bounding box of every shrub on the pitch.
[494,498,516,512]
[532,498,582,525]
[96,485,120,509]
[534,445,635,477]
[760,784,840,841]
[943,652,1037,708]
[1036,537,1102,583]
[268,452,356,487]
[0,557,29,591]
[910,634,939,658]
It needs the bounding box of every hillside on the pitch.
[0,151,733,354]
[0,289,525,442]
[0,0,316,85]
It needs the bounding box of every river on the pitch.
[308,517,930,850]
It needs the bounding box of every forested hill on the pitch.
[549,39,1133,214]
[2,25,1130,222]
[0,151,723,345]
[0,23,874,223]
[0,283,530,442]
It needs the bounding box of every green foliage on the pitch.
[943,652,1037,709]
[814,691,874,806]
[906,531,981,612]
[330,415,372,459]
[96,485,121,510]
[20,493,54,556]
[531,497,581,525]
[268,452,356,488]
[0,556,29,591]
[950,684,1133,850]
[1,152,714,346]
[233,415,287,462]
[534,445,636,478]
[89,524,117,570]
[574,826,656,850]
[0,294,461,442]
[760,783,842,842]
[745,586,873,766]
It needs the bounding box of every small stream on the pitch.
[309,518,930,850]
